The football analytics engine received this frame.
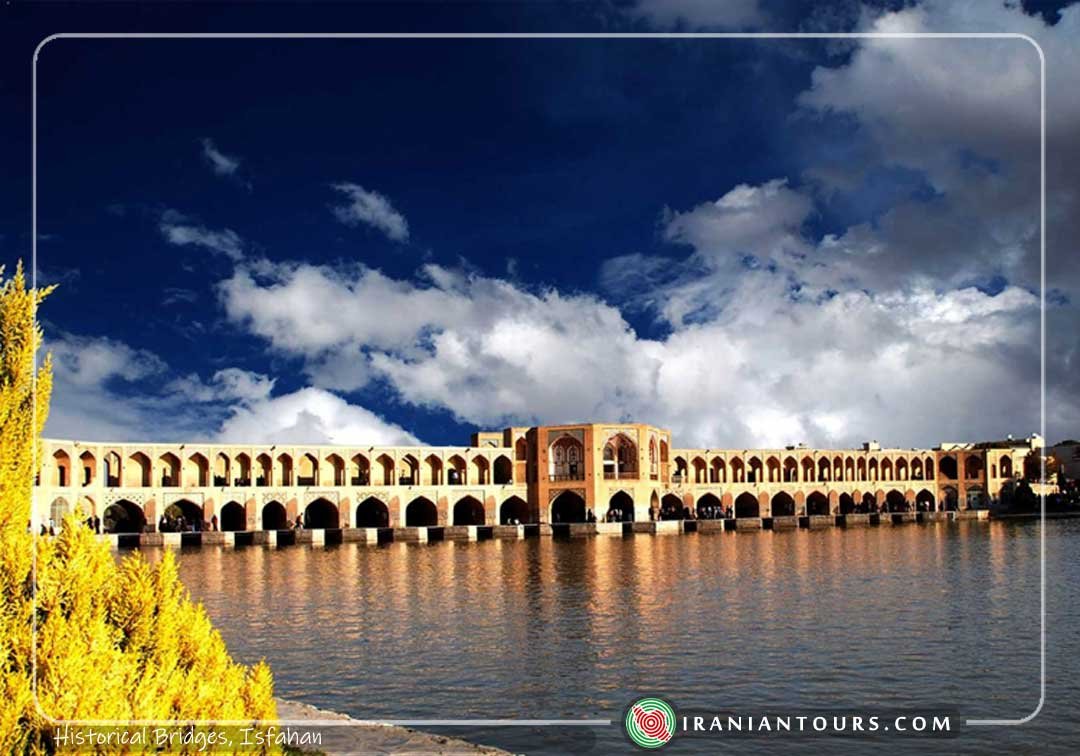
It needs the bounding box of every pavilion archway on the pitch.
[500,496,529,525]
[406,497,439,527]
[806,491,829,516]
[103,499,145,534]
[734,492,759,518]
[220,501,246,531]
[550,490,587,524]
[355,497,390,528]
[262,501,288,530]
[305,498,340,529]
[453,496,486,526]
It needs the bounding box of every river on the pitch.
[143,519,1080,754]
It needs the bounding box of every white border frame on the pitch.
[30,31,1046,731]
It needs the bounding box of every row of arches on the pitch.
[94,494,536,533]
[48,448,516,489]
[673,453,938,485]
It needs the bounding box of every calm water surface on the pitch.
[144,521,1080,754]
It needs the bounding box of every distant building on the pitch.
[31,425,1057,532]
[1051,440,1080,481]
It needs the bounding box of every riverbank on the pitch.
[274,699,511,755]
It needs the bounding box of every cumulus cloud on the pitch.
[330,182,410,242]
[215,234,1055,448]
[201,138,241,176]
[159,210,244,261]
[216,387,419,446]
[42,331,413,446]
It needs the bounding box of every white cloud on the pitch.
[159,210,244,261]
[201,138,241,176]
[216,387,419,446]
[330,182,410,242]
[41,332,412,446]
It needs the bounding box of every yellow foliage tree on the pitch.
[0,262,278,752]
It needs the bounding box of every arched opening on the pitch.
[807,491,829,516]
[711,457,727,483]
[470,456,490,486]
[660,493,684,520]
[916,489,935,511]
[262,501,287,530]
[748,457,764,483]
[783,457,798,483]
[220,501,246,531]
[400,454,420,485]
[157,452,180,487]
[838,492,855,515]
[49,497,69,528]
[351,454,370,485]
[845,457,856,482]
[276,454,294,486]
[942,486,959,510]
[697,492,723,520]
[447,455,467,485]
[326,454,346,486]
[965,485,986,509]
[1000,455,1014,478]
[515,437,528,461]
[493,455,513,485]
[896,458,909,481]
[126,452,152,487]
[550,490,587,524]
[764,456,780,483]
[801,457,815,482]
[185,453,209,487]
[734,492,759,518]
[103,500,144,533]
[964,455,984,480]
[940,455,958,480]
[771,491,796,517]
[692,457,707,484]
[214,453,231,486]
[355,497,390,528]
[817,457,830,482]
[304,498,339,529]
[885,490,907,512]
[674,456,689,482]
[602,433,639,480]
[550,436,585,480]
[375,454,395,486]
[104,451,121,487]
[862,492,878,511]
[256,454,273,486]
[607,491,634,522]
[164,499,204,531]
[911,458,924,480]
[925,457,935,479]
[881,459,894,482]
[52,450,71,487]
[453,496,485,526]
[500,496,529,525]
[424,454,443,486]
[234,453,252,486]
[298,453,318,486]
[406,496,439,527]
[833,456,844,482]
[857,457,867,481]
[79,450,97,486]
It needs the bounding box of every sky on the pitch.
[1,0,1078,449]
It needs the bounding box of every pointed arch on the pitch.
[305,498,340,529]
[734,492,759,518]
[355,496,390,527]
[771,491,796,517]
[550,490,586,523]
[500,495,529,525]
[103,499,145,533]
[406,496,438,527]
[453,496,485,526]
[262,500,288,530]
[220,501,246,531]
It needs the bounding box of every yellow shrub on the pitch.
[0,263,278,753]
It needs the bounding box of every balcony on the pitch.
[549,472,585,482]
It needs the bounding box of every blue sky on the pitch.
[2,1,1078,448]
